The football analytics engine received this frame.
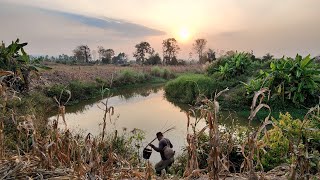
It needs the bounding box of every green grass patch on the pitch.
[151,66,176,79]
[165,74,215,104]
[46,81,100,105]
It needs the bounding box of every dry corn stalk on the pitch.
[145,160,152,180]
[183,109,201,178]
[0,119,3,159]
[0,71,152,179]
[241,88,272,180]
[53,88,71,131]
[206,88,229,180]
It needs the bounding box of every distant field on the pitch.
[32,64,204,87]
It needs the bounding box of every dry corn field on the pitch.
[32,64,204,86]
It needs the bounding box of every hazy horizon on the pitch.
[1,0,320,59]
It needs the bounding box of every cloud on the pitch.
[0,1,165,56]
[41,9,165,37]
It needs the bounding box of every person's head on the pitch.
[156,132,163,141]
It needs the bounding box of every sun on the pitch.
[178,27,191,42]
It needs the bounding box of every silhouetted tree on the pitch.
[193,38,207,64]
[146,53,162,65]
[162,38,180,65]
[206,48,216,63]
[133,41,154,64]
[112,52,128,64]
[98,46,114,64]
[73,45,91,63]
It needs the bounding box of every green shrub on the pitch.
[46,81,99,104]
[206,52,252,79]
[114,69,150,86]
[151,66,175,79]
[151,66,162,77]
[162,68,175,79]
[260,125,290,171]
[261,112,320,171]
[164,74,215,103]
[244,54,320,106]
[222,85,248,109]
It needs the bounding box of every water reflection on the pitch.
[164,94,260,128]
[65,84,163,114]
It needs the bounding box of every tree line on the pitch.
[34,38,218,65]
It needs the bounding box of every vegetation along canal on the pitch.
[49,85,258,163]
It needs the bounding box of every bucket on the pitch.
[143,148,152,159]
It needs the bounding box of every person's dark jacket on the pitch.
[152,138,173,160]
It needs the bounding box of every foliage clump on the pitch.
[0,39,50,92]
[244,54,320,106]
[164,74,214,103]
[151,66,175,79]
[114,69,150,86]
[206,52,254,79]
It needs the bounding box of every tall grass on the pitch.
[165,74,215,104]
[151,66,175,79]
[114,69,150,86]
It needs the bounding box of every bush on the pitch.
[151,66,162,77]
[261,112,320,171]
[260,126,290,171]
[164,74,215,104]
[114,69,150,86]
[162,68,175,79]
[46,81,99,104]
[244,55,320,106]
[151,66,175,80]
[206,52,252,79]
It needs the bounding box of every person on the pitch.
[149,132,174,175]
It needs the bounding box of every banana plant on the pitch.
[218,63,232,79]
[0,39,51,92]
[245,54,320,105]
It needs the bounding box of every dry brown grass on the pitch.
[0,71,150,179]
[33,64,204,87]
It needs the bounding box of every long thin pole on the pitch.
[144,126,175,149]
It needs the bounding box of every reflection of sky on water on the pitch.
[49,86,253,164]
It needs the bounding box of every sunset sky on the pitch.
[1,0,319,59]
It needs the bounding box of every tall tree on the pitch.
[146,53,162,65]
[133,41,154,64]
[98,46,114,64]
[193,38,207,64]
[112,52,128,64]
[162,38,180,65]
[73,45,91,63]
[206,48,216,63]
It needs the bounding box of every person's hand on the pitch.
[149,144,155,148]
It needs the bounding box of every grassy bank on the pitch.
[165,74,215,104]
[45,67,176,105]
